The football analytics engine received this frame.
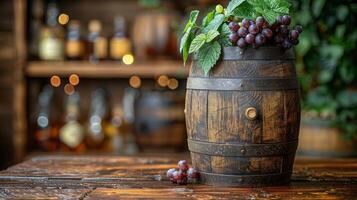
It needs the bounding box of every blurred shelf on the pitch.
[26,60,189,78]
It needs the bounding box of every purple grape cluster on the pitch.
[228,15,303,50]
[166,160,200,185]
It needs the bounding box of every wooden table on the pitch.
[0,155,356,199]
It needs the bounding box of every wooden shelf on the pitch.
[26,60,189,78]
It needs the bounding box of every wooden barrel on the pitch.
[185,47,301,186]
[298,118,357,157]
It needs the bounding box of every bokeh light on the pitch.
[64,83,75,95]
[69,74,80,86]
[129,76,141,89]
[58,13,70,25]
[168,78,179,90]
[50,75,61,87]
[157,75,169,87]
[123,54,134,65]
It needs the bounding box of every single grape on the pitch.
[274,35,284,44]
[245,33,255,44]
[276,16,283,25]
[256,16,265,28]
[279,25,289,35]
[215,4,224,14]
[171,171,179,183]
[237,38,247,48]
[228,22,239,32]
[174,170,188,185]
[229,33,239,43]
[262,20,269,28]
[262,28,273,39]
[167,168,176,178]
[242,19,250,28]
[282,38,292,49]
[177,176,188,185]
[237,27,248,37]
[282,15,291,25]
[178,160,189,172]
[291,39,299,45]
[249,24,259,35]
[255,34,266,46]
[290,30,299,40]
[187,168,200,179]
[295,25,303,33]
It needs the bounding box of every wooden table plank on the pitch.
[85,184,357,200]
[0,155,356,199]
[0,188,92,200]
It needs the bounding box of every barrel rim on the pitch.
[192,46,295,61]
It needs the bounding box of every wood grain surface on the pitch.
[0,155,356,199]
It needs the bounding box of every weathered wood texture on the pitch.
[185,47,301,186]
[0,155,356,199]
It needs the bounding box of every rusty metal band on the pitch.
[199,171,292,186]
[186,77,299,91]
[188,139,299,157]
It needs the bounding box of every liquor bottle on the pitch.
[34,85,60,151]
[66,20,85,60]
[86,88,108,149]
[38,0,64,60]
[103,103,128,153]
[59,92,86,152]
[29,0,44,60]
[110,16,132,60]
[122,88,139,154]
[87,20,108,63]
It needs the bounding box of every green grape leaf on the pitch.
[202,10,215,27]
[181,31,193,65]
[219,23,232,47]
[226,0,246,15]
[198,41,222,75]
[206,30,220,42]
[189,34,207,54]
[262,10,278,24]
[202,14,225,33]
[232,1,255,19]
[183,10,199,33]
[180,29,191,53]
[273,7,289,14]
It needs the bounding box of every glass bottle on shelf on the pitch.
[103,104,125,153]
[59,92,86,152]
[122,88,139,154]
[86,88,108,149]
[66,20,85,60]
[29,0,44,60]
[38,0,64,60]
[110,16,132,61]
[34,85,60,151]
[87,20,108,63]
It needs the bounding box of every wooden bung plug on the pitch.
[245,107,257,120]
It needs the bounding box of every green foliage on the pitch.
[180,0,292,74]
[247,0,291,24]
[198,41,222,75]
[293,0,357,139]
[226,0,246,15]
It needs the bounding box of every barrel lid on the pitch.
[192,46,295,61]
